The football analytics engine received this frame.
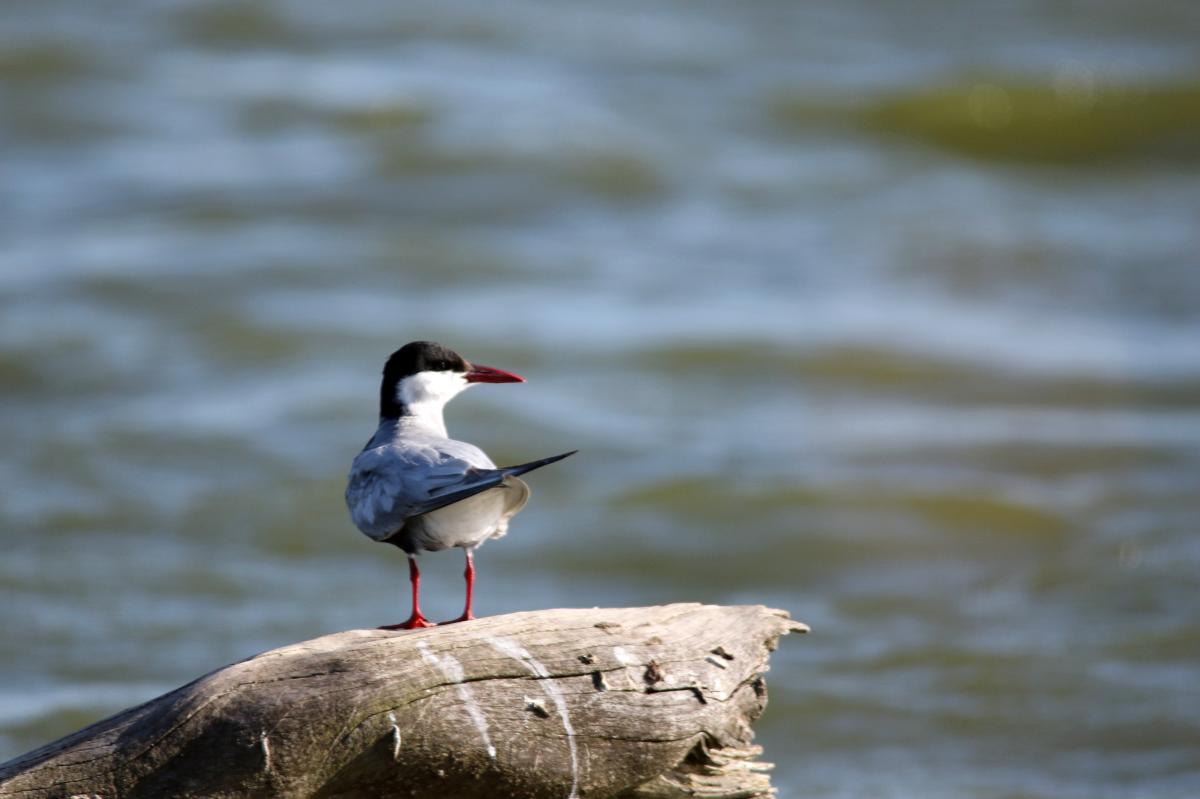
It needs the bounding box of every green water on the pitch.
[2,1,1199,796]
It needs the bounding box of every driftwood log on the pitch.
[0,603,806,799]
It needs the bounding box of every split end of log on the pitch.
[0,603,807,799]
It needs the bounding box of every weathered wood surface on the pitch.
[0,603,806,799]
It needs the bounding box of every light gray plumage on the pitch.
[346,418,532,554]
[344,341,575,567]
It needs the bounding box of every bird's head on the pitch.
[380,341,524,420]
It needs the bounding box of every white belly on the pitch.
[405,477,530,552]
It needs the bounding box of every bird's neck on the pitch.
[381,400,449,438]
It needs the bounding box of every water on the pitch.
[2,1,1199,796]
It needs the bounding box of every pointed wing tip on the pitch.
[544,449,579,465]
[500,449,579,478]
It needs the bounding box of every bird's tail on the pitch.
[498,450,578,479]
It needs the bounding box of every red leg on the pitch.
[443,548,476,624]
[379,555,436,630]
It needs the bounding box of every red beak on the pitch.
[464,363,525,384]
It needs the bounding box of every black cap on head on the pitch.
[384,341,468,380]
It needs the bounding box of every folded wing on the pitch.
[346,449,577,541]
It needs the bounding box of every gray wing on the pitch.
[345,442,477,541]
[346,445,577,541]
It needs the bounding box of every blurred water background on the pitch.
[2,1,1199,796]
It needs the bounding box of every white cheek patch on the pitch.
[396,370,468,407]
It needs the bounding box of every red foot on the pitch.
[439,612,476,625]
[378,614,437,631]
[379,555,437,630]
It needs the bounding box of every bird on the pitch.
[345,341,576,630]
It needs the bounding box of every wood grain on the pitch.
[0,604,806,799]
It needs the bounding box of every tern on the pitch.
[345,341,575,629]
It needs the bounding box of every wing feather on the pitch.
[345,444,576,542]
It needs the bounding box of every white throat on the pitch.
[394,371,471,436]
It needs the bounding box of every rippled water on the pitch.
[2,2,1199,796]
